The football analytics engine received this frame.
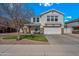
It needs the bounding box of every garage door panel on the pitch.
[44,27,61,34]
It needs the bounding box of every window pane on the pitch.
[47,16,50,21]
[33,18,35,22]
[37,18,39,22]
[55,16,58,21]
[51,16,54,21]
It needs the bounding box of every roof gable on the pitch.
[40,9,64,17]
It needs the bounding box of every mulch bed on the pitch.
[0,39,49,45]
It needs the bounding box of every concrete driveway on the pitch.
[45,34,79,56]
[46,34,79,45]
[0,34,79,56]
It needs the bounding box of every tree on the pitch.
[0,3,34,40]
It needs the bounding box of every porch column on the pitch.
[29,26,31,33]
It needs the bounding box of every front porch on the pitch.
[23,23,40,34]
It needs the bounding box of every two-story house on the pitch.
[23,9,64,34]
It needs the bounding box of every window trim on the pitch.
[51,16,54,21]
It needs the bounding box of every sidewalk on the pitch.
[0,45,79,56]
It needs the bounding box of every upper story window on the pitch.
[47,16,50,21]
[33,18,35,22]
[32,17,39,22]
[47,16,58,22]
[51,16,54,21]
[55,16,58,21]
[37,18,39,22]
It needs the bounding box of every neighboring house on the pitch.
[23,9,64,34]
[65,19,79,34]
[0,16,17,33]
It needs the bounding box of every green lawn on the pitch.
[2,34,48,42]
[2,35,17,41]
[2,35,17,39]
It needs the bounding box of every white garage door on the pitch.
[44,27,61,34]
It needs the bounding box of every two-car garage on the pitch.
[44,27,61,34]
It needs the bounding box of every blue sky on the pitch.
[24,3,79,22]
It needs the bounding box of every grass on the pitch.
[2,35,17,39]
[2,34,48,42]
[21,34,48,42]
[2,35,17,41]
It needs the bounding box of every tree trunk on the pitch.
[16,28,21,40]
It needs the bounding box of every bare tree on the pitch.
[0,3,34,40]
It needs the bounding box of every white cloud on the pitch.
[39,3,60,7]
[64,19,69,22]
[65,16,72,22]
[39,3,42,6]
[39,3,53,7]
[44,3,53,6]
[66,16,72,19]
